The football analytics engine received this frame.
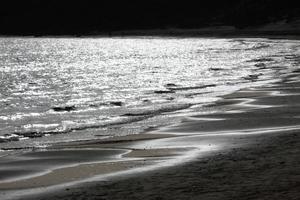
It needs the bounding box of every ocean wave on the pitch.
[0,113,44,121]
[0,103,192,144]
[0,134,24,143]
[60,116,149,131]
[122,103,192,116]
[51,101,124,112]
[245,43,271,51]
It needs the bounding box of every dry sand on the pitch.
[1,66,300,200]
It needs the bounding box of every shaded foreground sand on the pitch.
[1,68,300,199]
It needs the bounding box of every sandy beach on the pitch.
[1,0,300,199]
[0,49,299,200]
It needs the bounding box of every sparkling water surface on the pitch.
[0,37,299,149]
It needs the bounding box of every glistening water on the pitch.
[1,37,299,150]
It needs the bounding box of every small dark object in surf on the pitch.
[16,131,43,138]
[169,84,216,91]
[154,90,175,94]
[255,63,266,68]
[209,68,223,71]
[243,74,262,81]
[110,101,123,106]
[164,83,178,87]
[52,105,76,112]
[247,58,273,63]
[292,69,300,73]
[285,55,298,60]
[122,113,146,116]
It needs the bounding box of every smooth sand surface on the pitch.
[1,68,300,199]
[25,127,299,200]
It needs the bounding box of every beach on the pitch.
[0,46,299,199]
[1,0,300,199]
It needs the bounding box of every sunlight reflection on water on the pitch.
[0,37,299,147]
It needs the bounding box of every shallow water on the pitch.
[0,37,299,149]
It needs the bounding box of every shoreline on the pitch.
[38,67,300,200]
[1,28,300,40]
[1,51,300,199]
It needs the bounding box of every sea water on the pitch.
[0,37,299,149]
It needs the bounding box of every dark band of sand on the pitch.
[1,65,300,200]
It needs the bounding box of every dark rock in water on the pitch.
[169,84,217,91]
[284,55,298,60]
[52,105,76,112]
[292,69,300,73]
[18,131,44,138]
[122,113,146,117]
[249,74,259,79]
[209,68,223,71]
[243,74,262,81]
[165,83,178,87]
[89,102,123,107]
[154,90,175,94]
[110,101,123,106]
[255,63,266,68]
[247,58,273,63]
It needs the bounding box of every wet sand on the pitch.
[1,68,300,199]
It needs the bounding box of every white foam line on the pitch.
[167,124,300,137]
[235,97,277,109]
